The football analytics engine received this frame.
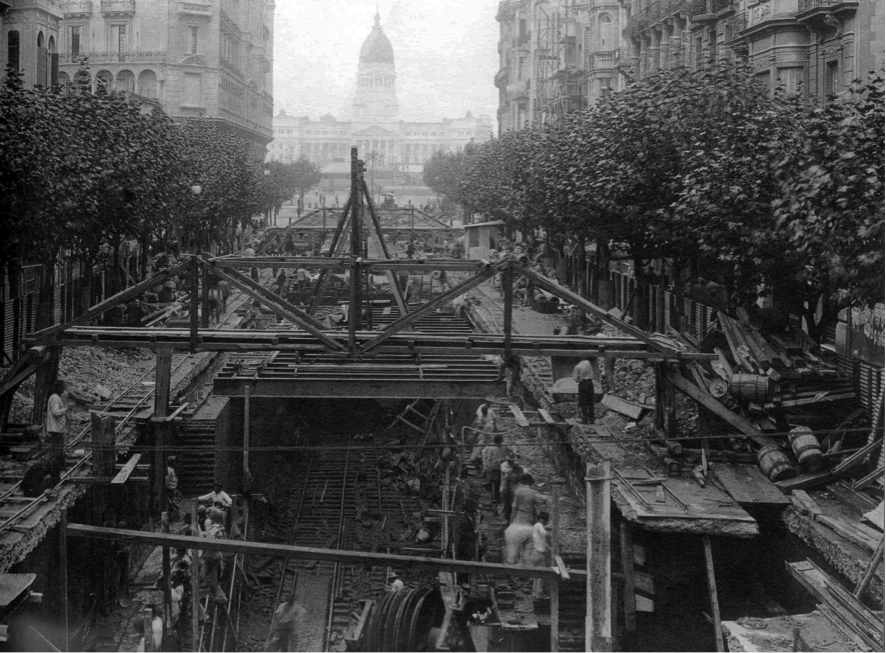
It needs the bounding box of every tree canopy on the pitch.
[426,64,884,332]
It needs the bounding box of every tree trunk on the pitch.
[597,241,615,310]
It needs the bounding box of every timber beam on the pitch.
[31,327,717,360]
[66,523,585,581]
[213,378,504,399]
[209,257,491,273]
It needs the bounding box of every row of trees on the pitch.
[423,64,884,339]
[0,66,322,276]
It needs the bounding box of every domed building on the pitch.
[268,12,491,178]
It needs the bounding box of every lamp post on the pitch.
[263,168,272,227]
[190,184,202,252]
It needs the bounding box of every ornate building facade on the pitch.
[1,0,274,156]
[623,0,883,102]
[494,0,883,134]
[266,13,492,171]
[494,0,631,133]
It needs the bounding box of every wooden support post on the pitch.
[60,509,69,652]
[503,261,513,359]
[619,519,637,632]
[190,503,200,653]
[143,606,154,652]
[586,461,612,652]
[702,535,724,652]
[361,180,408,315]
[155,349,172,418]
[243,384,250,488]
[442,464,450,556]
[201,264,210,329]
[189,256,199,350]
[551,480,563,653]
[853,533,885,600]
[161,513,172,652]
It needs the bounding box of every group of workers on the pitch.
[466,403,552,599]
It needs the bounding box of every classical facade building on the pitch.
[266,13,492,171]
[1,0,274,156]
[494,0,630,133]
[623,0,884,102]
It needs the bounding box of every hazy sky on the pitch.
[273,0,500,124]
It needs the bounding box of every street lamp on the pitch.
[263,168,272,226]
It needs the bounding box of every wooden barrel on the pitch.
[728,374,773,401]
[749,306,790,333]
[757,444,797,482]
[790,427,823,472]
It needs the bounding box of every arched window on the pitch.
[48,36,58,87]
[7,31,20,74]
[36,32,47,87]
[599,13,615,50]
[96,69,113,94]
[116,69,135,93]
[58,72,72,92]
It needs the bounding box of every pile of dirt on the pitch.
[4,346,154,426]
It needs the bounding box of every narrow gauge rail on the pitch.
[0,353,190,534]
[257,426,428,652]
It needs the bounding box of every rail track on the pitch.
[246,424,431,652]
[0,352,191,535]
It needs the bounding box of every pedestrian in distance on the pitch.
[217,279,230,314]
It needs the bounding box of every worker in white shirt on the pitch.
[45,380,69,467]
[199,482,233,510]
[572,358,597,424]
[388,572,405,592]
[530,512,551,599]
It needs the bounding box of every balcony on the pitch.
[797,0,857,19]
[60,50,167,64]
[494,67,509,87]
[687,0,718,22]
[626,0,690,38]
[724,10,747,40]
[63,0,93,18]
[746,0,773,28]
[178,1,212,17]
[589,50,617,70]
[100,0,135,17]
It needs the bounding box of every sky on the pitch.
[272,0,500,124]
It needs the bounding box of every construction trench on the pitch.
[0,149,882,652]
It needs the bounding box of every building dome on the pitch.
[359,13,394,65]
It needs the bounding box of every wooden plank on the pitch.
[634,571,654,595]
[815,515,879,552]
[0,573,36,608]
[854,534,885,600]
[702,536,725,652]
[509,404,529,427]
[111,454,142,485]
[344,600,373,651]
[601,394,645,420]
[790,489,823,517]
[619,521,637,632]
[537,408,556,425]
[710,464,789,505]
[667,370,773,447]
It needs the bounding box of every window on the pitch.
[599,13,615,50]
[824,60,839,98]
[110,25,129,60]
[600,77,612,98]
[183,72,202,106]
[69,26,81,62]
[8,31,19,73]
[189,26,199,54]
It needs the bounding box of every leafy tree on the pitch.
[771,77,885,340]
[291,155,321,213]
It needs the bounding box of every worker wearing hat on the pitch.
[388,572,405,592]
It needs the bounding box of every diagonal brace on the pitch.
[31,258,192,341]
[202,260,346,351]
[514,264,673,353]
[359,260,507,354]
